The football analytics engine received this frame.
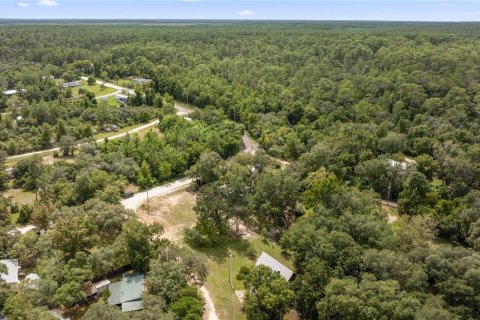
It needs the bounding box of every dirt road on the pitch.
[6,119,160,161]
[121,177,193,211]
[201,286,220,320]
[7,78,193,162]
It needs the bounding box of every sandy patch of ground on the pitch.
[381,201,399,224]
[201,286,219,320]
[42,155,55,165]
[234,290,245,304]
[136,190,197,242]
[387,214,398,223]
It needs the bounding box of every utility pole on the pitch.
[228,251,236,320]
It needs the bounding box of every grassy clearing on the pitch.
[137,190,196,242]
[84,83,117,97]
[140,190,292,320]
[114,79,133,88]
[2,188,36,206]
[100,95,121,107]
[382,203,399,224]
[66,84,116,99]
[198,234,291,320]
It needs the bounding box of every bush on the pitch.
[236,266,251,281]
[17,205,33,224]
[184,228,211,247]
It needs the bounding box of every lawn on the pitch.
[78,83,117,97]
[198,235,292,320]
[114,79,133,88]
[101,95,121,107]
[2,187,36,206]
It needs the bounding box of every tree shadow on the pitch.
[188,236,255,264]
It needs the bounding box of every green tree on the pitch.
[147,260,187,304]
[118,220,163,272]
[59,135,75,156]
[243,265,294,320]
[398,171,435,215]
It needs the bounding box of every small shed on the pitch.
[0,259,20,286]
[115,94,128,103]
[255,252,294,281]
[86,278,111,298]
[108,273,144,312]
[61,81,82,89]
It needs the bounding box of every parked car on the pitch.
[123,191,134,199]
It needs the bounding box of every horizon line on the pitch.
[1,18,480,23]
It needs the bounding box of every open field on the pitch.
[137,190,197,241]
[3,188,36,206]
[69,83,117,98]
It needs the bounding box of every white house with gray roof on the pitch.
[0,259,20,287]
[255,252,294,281]
[108,273,144,312]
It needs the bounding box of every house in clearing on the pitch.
[255,252,294,281]
[61,81,82,89]
[0,259,20,287]
[108,273,144,312]
[115,94,128,103]
[132,78,152,85]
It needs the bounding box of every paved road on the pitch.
[6,119,160,161]
[121,177,193,211]
[7,78,194,162]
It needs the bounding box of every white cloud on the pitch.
[466,11,480,16]
[36,0,58,7]
[237,9,254,17]
[17,1,30,7]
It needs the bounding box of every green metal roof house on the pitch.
[108,273,144,312]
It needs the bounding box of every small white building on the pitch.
[61,81,82,89]
[115,94,128,103]
[0,259,20,286]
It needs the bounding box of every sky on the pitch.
[1,0,480,21]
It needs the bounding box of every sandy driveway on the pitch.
[201,286,220,320]
[120,178,220,320]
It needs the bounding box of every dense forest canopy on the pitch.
[0,21,480,320]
